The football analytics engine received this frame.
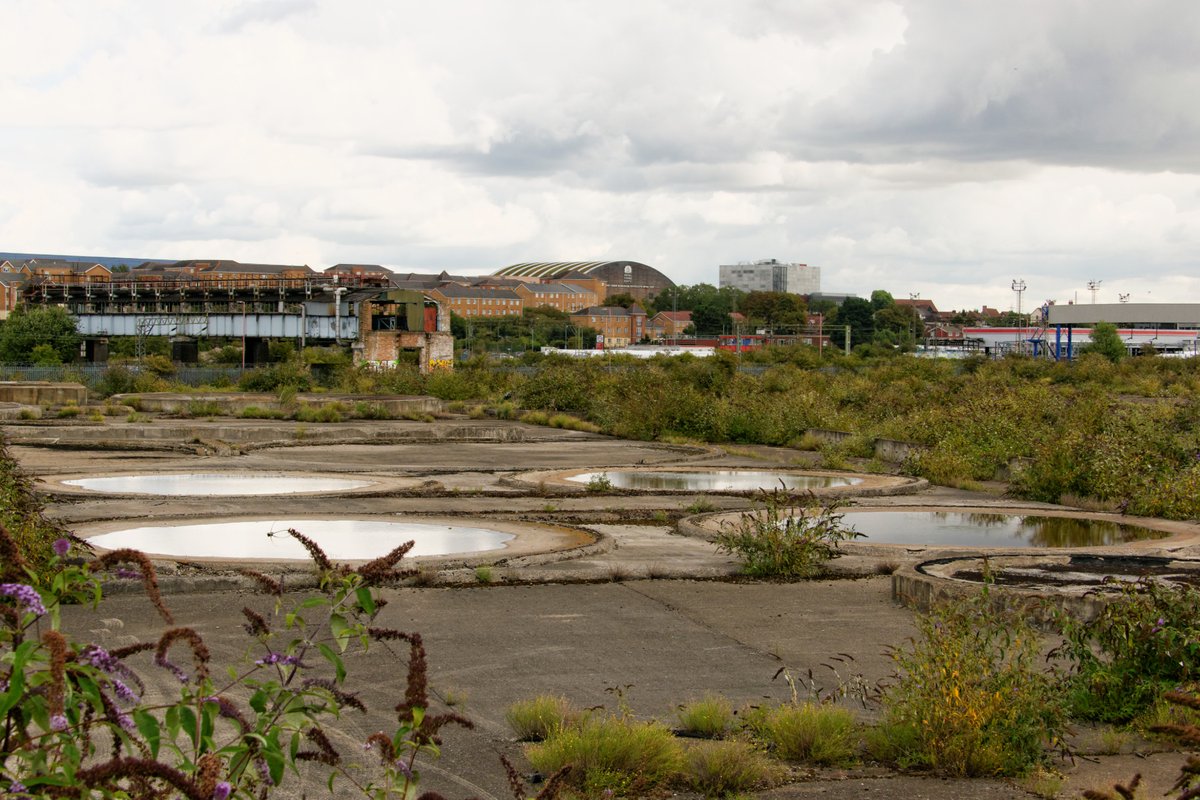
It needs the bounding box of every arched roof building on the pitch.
[492,260,674,301]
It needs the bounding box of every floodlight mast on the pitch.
[1011,279,1026,351]
[1087,280,1102,304]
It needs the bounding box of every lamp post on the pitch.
[1011,280,1026,352]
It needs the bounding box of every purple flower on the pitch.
[154,654,189,684]
[114,567,142,580]
[50,714,68,732]
[112,679,137,705]
[81,645,119,672]
[116,711,135,732]
[255,652,302,667]
[52,538,71,556]
[0,584,45,617]
[212,781,232,800]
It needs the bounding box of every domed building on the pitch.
[492,260,674,302]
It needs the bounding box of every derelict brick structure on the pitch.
[492,260,675,302]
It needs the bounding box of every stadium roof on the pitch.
[494,261,624,279]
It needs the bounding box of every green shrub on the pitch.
[474,565,494,584]
[1057,579,1200,724]
[295,403,346,423]
[676,693,735,739]
[873,588,1064,776]
[185,400,223,418]
[240,405,288,420]
[683,739,781,797]
[505,695,577,742]
[352,402,393,420]
[585,472,613,493]
[749,703,858,765]
[525,714,684,797]
[714,490,860,578]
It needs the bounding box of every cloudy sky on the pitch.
[2,0,1198,311]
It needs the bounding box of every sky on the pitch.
[1,0,1198,312]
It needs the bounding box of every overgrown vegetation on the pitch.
[1056,579,1200,724]
[872,586,1065,776]
[714,489,860,578]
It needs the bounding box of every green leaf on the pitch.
[134,709,162,758]
[355,586,376,615]
[0,640,36,717]
[249,689,268,714]
[179,706,199,747]
[317,643,347,684]
[300,596,329,609]
[330,613,352,653]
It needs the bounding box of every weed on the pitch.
[685,498,719,514]
[186,400,223,418]
[410,567,440,587]
[439,687,469,708]
[521,410,550,426]
[676,693,735,739]
[607,566,633,583]
[683,739,782,797]
[873,587,1065,776]
[445,401,467,414]
[55,405,81,419]
[748,703,858,765]
[468,404,487,419]
[1096,727,1130,755]
[506,695,577,742]
[714,489,860,579]
[352,401,394,420]
[87,411,104,422]
[542,504,558,513]
[17,409,38,420]
[493,400,518,419]
[525,714,684,797]
[875,561,901,575]
[1021,766,1065,799]
[293,424,308,440]
[296,403,346,423]
[1056,579,1200,724]
[585,472,613,493]
[474,565,494,584]
[650,509,669,525]
[124,411,146,423]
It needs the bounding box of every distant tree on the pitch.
[740,291,807,330]
[870,289,895,311]
[808,298,839,324]
[1081,322,1126,363]
[839,297,875,347]
[874,303,921,347]
[691,300,727,336]
[0,305,80,364]
[604,292,637,309]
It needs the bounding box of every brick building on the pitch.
[569,305,648,348]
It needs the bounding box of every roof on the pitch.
[519,281,587,295]
[572,304,647,317]
[327,263,392,274]
[654,310,692,322]
[430,284,521,300]
[495,261,642,279]
[173,260,314,275]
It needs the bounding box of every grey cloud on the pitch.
[788,0,1200,172]
[365,127,608,177]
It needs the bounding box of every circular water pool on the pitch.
[567,470,861,492]
[838,511,1166,548]
[63,473,375,496]
[86,519,515,560]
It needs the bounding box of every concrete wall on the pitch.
[0,381,88,406]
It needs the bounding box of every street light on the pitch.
[1087,280,1102,304]
[1011,279,1026,350]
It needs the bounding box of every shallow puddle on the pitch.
[567,470,859,491]
[64,474,373,496]
[839,511,1165,548]
[87,519,515,559]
